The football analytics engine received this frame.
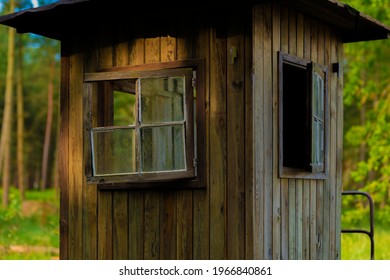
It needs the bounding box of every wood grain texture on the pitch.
[59,42,70,260]
[280,5,289,260]
[252,5,265,259]
[263,4,273,260]
[209,22,227,260]
[176,29,195,260]
[68,45,84,260]
[271,4,281,260]
[244,6,254,260]
[82,36,98,260]
[97,27,114,260]
[227,10,246,260]
[192,27,210,260]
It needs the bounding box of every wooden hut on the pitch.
[0,0,389,260]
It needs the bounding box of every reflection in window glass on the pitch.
[140,125,185,172]
[140,76,184,124]
[92,128,136,175]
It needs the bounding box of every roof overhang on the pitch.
[0,0,389,43]
[278,0,390,43]
[0,0,90,40]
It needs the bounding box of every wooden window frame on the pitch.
[83,59,206,189]
[278,52,328,179]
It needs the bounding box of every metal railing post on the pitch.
[341,190,375,260]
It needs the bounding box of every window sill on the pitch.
[279,167,327,180]
[92,177,205,190]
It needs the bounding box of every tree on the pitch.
[21,34,60,190]
[342,0,390,223]
[16,34,25,200]
[41,57,55,190]
[0,0,15,208]
[0,0,60,203]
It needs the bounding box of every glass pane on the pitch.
[319,76,324,117]
[92,128,136,175]
[311,119,324,165]
[313,70,324,120]
[140,125,185,172]
[139,76,185,124]
[313,74,319,117]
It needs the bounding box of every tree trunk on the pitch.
[41,60,54,190]
[0,0,15,208]
[17,35,25,200]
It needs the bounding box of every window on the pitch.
[278,52,328,179]
[84,59,205,188]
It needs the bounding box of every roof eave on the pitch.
[0,0,90,40]
[277,0,390,43]
[0,0,389,43]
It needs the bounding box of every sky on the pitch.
[31,0,39,8]
[0,0,39,12]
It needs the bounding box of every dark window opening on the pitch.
[282,63,309,169]
[279,52,328,179]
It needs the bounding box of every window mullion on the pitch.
[135,79,142,174]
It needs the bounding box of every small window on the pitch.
[278,52,328,179]
[84,60,205,188]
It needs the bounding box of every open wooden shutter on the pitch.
[309,62,325,173]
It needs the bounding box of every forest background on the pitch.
[0,0,389,259]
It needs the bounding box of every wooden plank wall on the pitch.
[60,3,342,260]
[252,4,343,259]
[60,9,254,260]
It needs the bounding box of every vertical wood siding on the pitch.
[252,4,343,259]
[60,3,342,260]
[60,9,253,260]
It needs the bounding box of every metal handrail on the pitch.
[341,190,375,260]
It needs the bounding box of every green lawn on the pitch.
[0,187,59,260]
[341,205,390,260]
[341,227,390,260]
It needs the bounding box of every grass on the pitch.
[341,227,390,260]
[0,187,59,260]
[1,186,389,260]
[341,205,390,260]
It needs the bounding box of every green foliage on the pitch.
[342,0,390,225]
[0,5,61,188]
[114,90,136,126]
[0,187,59,260]
[0,189,21,221]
